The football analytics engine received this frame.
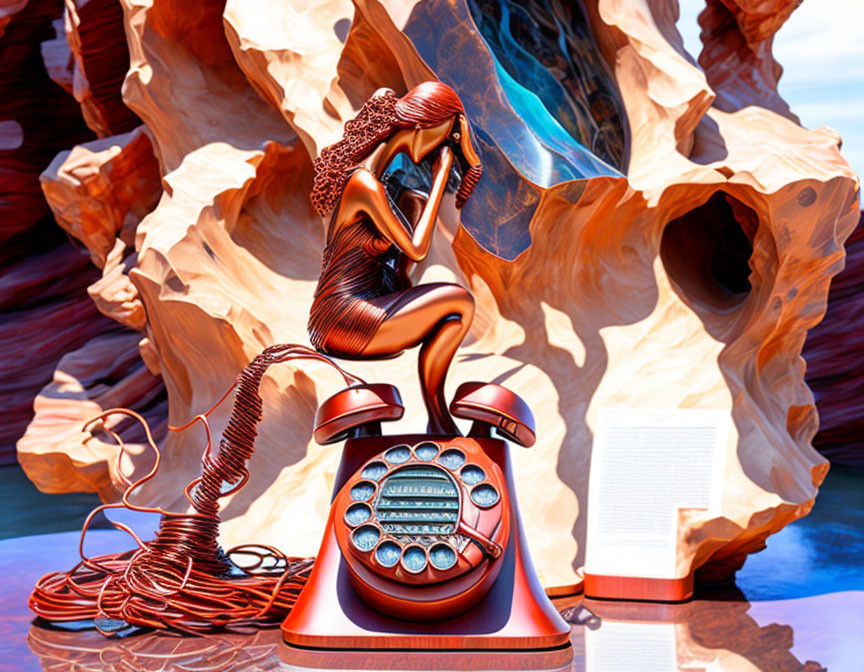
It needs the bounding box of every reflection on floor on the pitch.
[559,591,848,672]
[27,627,283,672]
[22,589,857,671]
[2,467,862,670]
[735,467,864,600]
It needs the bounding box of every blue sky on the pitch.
[676,0,863,191]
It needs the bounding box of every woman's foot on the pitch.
[426,409,461,436]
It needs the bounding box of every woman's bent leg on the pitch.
[361,283,474,432]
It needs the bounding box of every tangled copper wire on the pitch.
[29,344,363,635]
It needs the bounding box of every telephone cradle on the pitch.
[280,380,572,654]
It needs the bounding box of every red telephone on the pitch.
[281,381,572,653]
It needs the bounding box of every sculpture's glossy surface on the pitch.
[308,83,483,434]
[288,82,569,649]
[5,464,863,669]
[332,436,511,620]
[281,434,570,650]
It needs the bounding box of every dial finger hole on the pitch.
[429,543,457,570]
[401,545,428,574]
[385,445,411,465]
[361,461,387,481]
[350,480,376,501]
[351,525,380,552]
[460,464,485,485]
[470,483,500,508]
[345,502,372,527]
[413,441,439,461]
[374,540,401,568]
[438,448,465,470]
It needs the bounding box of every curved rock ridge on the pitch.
[64,0,142,137]
[19,123,167,492]
[12,0,861,590]
[1,1,164,467]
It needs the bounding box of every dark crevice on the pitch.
[661,192,757,312]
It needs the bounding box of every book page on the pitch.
[584,408,729,579]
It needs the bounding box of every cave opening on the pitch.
[660,192,757,311]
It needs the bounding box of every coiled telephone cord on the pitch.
[29,344,362,634]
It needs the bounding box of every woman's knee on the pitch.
[366,284,474,355]
[426,283,474,319]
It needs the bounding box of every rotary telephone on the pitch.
[281,381,570,652]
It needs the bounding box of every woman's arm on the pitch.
[345,146,454,263]
[393,188,429,286]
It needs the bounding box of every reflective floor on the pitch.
[0,466,861,671]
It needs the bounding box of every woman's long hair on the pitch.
[310,81,482,217]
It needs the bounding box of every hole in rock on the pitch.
[660,192,757,311]
[334,18,351,43]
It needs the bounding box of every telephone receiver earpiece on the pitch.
[450,382,536,448]
[313,383,404,445]
[315,381,535,447]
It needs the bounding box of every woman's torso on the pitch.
[307,206,405,355]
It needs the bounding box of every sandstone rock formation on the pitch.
[803,212,864,468]
[1,0,165,472]
[0,0,103,464]
[18,124,166,498]
[12,0,860,591]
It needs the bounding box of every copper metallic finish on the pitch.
[545,578,585,598]
[293,85,563,652]
[28,344,357,633]
[281,434,572,652]
[454,113,483,208]
[451,382,537,447]
[313,383,404,445]
[309,84,482,219]
[584,572,694,602]
[308,82,483,434]
[331,437,511,620]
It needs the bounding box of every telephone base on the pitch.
[279,643,574,670]
[280,435,571,654]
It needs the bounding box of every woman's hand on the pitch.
[432,144,454,184]
[456,115,480,169]
[348,143,454,263]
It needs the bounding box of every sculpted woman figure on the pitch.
[307,82,483,435]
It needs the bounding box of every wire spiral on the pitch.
[29,344,362,634]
